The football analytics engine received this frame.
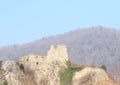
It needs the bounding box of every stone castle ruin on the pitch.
[2,44,68,85]
[1,44,119,85]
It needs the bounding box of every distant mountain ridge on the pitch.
[0,26,120,82]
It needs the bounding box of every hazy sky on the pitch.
[0,0,120,47]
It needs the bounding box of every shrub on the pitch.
[0,60,2,69]
[4,80,8,85]
[101,65,107,71]
[60,60,84,85]
[60,66,76,85]
[65,60,71,68]
[19,64,24,70]
[21,67,36,85]
[21,75,36,85]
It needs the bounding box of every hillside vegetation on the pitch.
[60,61,84,85]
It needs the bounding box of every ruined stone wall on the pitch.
[46,44,68,66]
[18,44,68,85]
[19,54,45,70]
[2,44,119,85]
[19,44,68,69]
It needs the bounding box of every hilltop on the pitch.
[0,26,120,82]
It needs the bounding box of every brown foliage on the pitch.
[21,75,36,85]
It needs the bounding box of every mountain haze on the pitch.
[0,26,120,82]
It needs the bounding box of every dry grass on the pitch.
[0,70,2,75]
[97,79,119,85]
[20,66,37,85]
[21,75,36,85]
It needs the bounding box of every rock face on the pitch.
[0,69,6,85]
[19,54,60,85]
[19,44,68,85]
[72,67,119,85]
[3,61,25,85]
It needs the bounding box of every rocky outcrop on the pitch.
[2,44,119,85]
[19,44,68,85]
[0,69,7,85]
[3,44,68,85]
[19,54,60,85]
[3,61,25,85]
[72,67,119,85]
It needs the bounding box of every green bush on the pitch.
[4,80,8,85]
[60,60,84,85]
[65,60,71,68]
[60,66,76,85]
[101,65,107,71]
[0,60,2,69]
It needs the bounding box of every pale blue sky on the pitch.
[0,0,120,47]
